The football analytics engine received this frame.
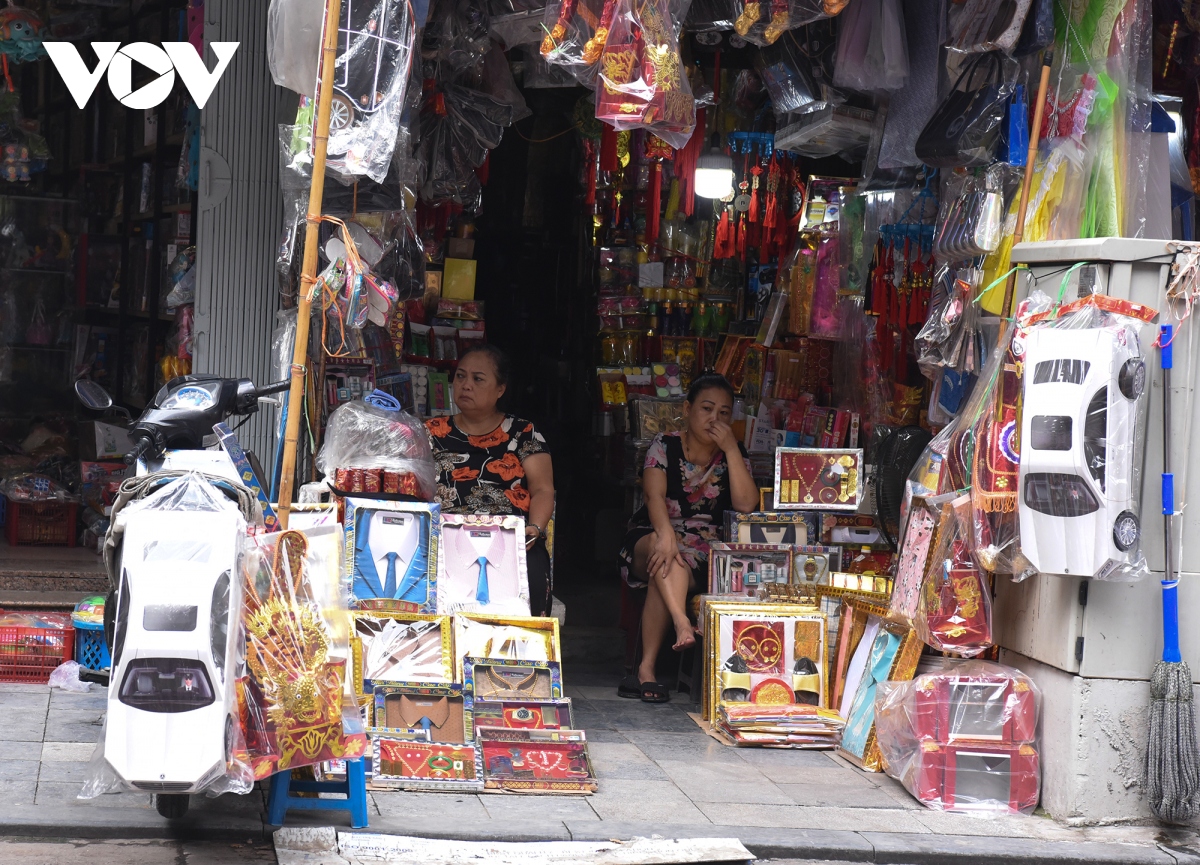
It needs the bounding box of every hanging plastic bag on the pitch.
[875,661,1041,815]
[915,51,1017,168]
[947,0,1034,54]
[1016,292,1158,582]
[239,526,366,779]
[267,0,324,97]
[25,291,49,345]
[320,0,417,184]
[539,0,609,87]
[1013,0,1052,56]
[914,494,993,657]
[756,33,821,115]
[594,0,696,149]
[732,0,832,48]
[831,0,908,92]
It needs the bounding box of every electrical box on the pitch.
[994,238,1200,682]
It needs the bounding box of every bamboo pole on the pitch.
[276,0,341,530]
[997,51,1054,338]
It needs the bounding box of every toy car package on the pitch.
[1016,293,1158,581]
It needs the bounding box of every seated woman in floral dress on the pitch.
[617,373,758,702]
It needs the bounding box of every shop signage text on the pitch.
[43,42,239,110]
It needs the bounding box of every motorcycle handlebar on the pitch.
[255,380,292,398]
[124,436,155,466]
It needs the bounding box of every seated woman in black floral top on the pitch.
[618,373,758,702]
[426,345,555,616]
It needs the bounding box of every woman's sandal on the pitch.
[640,682,670,703]
[617,675,641,699]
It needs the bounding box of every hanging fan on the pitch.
[874,425,933,550]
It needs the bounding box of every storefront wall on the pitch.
[192,0,288,462]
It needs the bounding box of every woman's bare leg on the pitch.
[634,536,695,684]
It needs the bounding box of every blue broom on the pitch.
[1147,324,1200,822]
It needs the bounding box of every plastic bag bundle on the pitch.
[315,399,436,498]
[267,0,324,97]
[1016,292,1158,581]
[915,494,993,657]
[416,83,516,208]
[0,471,73,502]
[239,526,366,779]
[831,0,908,92]
[933,183,1002,262]
[320,0,418,185]
[594,0,696,149]
[755,34,822,115]
[732,0,834,48]
[875,660,1041,815]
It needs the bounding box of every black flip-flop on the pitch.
[640,682,670,703]
[617,675,641,699]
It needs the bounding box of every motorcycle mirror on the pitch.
[75,379,114,411]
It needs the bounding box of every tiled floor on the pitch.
[3,672,1195,854]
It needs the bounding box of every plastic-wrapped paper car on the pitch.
[1017,293,1157,581]
[875,660,1041,815]
[80,474,254,800]
[315,399,436,498]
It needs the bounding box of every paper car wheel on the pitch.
[329,93,356,132]
[1113,510,1139,552]
[1118,358,1145,400]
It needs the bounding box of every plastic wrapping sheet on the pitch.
[686,0,738,31]
[1016,292,1158,581]
[315,399,435,497]
[488,9,545,49]
[481,44,531,123]
[80,474,253,800]
[756,33,821,115]
[320,0,418,184]
[594,0,696,149]
[914,494,993,657]
[915,265,982,392]
[0,471,73,501]
[416,84,515,209]
[875,661,1041,815]
[876,0,942,169]
[268,0,324,97]
[271,308,298,384]
[239,526,365,779]
[732,0,832,48]
[832,0,908,92]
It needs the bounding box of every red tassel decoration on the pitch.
[599,125,618,173]
[674,107,704,218]
[583,139,597,206]
[715,208,733,259]
[736,214,747,260]
[748,164,761,224]
[645,161,662,251]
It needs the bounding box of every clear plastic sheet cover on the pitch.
[733,0,832,49]
[321,0,418,184]
[914,493,993,656]
[315,399,436,498]
[831,0,908,92]
[875,0,942,169]
[875,660,1041,815]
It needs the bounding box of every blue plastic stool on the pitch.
[266,758,369,829]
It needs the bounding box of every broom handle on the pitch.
[1162,324,1181,664]
[997,51,1054,340]
[276,0,342,529]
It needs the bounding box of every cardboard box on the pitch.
[447,238,475,259]
[442,258,477,300]
[78,421,135,461]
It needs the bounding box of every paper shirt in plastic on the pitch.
[238,525,366,779]
[438,514,530,615]
[1016,294,1158,581]
[344,498,439,611]
[875,660,1041,815]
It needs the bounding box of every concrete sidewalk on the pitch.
[4,675,1200,863]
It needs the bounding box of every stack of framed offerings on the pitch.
[369,683,481,791]
[704,602,841,748]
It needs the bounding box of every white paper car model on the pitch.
[105,509,243,794]
[1018,325,1145,578]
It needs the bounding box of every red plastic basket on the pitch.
[0,615,74,683]
[4,499,77,547]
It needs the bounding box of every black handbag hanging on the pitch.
[915,51,1017,169]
